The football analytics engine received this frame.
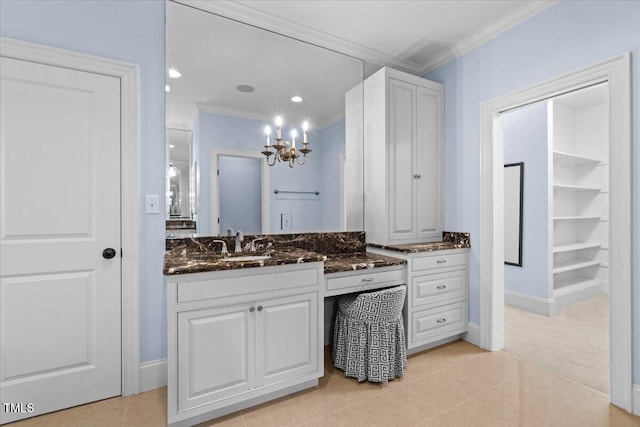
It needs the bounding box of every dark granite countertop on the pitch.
[164,247,325,275]
[323,252,406,274]
[163,231,408,276]
[367,231,471,253]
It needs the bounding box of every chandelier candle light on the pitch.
[262,116,311,167]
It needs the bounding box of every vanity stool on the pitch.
[332,285,407,383]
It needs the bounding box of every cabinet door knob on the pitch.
[416,174,421,178]
[436,318,447,323]
[257,305,263,311]
[249,307,255,313]
[361,277,375,282]
[436,259,447,264]
[436,284,447,290]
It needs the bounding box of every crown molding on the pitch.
[166,122,192,131]
[419,0,558,75]
[195,102,267,122]
[173,0,418,73]
[195,102,343,130]
[175,0,557,77]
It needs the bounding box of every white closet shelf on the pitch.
[553,243,602,253]
[553,184,601,192]
[553,259,601,274]
[553,277,601,295]
[553,150,601,165]
[553,216,601,221]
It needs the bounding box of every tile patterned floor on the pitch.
[8,340,640,426]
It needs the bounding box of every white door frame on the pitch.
[210,147,270,235]
[479,53,632,410]
[0,37,141,396]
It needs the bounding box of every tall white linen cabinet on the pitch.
[357,67,444,245]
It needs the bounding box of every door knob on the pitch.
[102,248,117,259]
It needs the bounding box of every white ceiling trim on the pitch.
[166,121,192,131]
[195,102,268,122]
[195,102,344,130]
[173,0,420,74]
[175,0,557,77]
[418,0,558,75]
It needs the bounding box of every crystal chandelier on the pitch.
[261,116,311,167]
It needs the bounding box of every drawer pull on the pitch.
[361,277,375,282]
[436,259,447,264]
[436,285,447,290]
[436,318,447,323]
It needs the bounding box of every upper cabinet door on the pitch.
[416,86,443,239]
[388,78,417,240]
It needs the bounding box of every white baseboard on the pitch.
[633,384,640,416]
[505,290,556,316]
[463,321,480,347]
[139,359,167,392]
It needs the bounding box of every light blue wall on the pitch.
[196,111,330,235]
[0,0,166,363]
[319,119,346,231]
[503,103,549,299]
[425,0,640,382]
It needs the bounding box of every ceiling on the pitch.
[166,0,555,128]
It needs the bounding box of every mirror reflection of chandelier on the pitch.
[261,116,311,167]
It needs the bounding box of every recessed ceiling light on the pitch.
[168,68,181,78]
[165,84,171,93]
[169,144,175,148]
[291,96,303,103]
[236,84,255,93]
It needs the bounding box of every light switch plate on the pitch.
[281,213,292,230]
[145,195,160,214]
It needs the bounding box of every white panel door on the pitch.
[388,78,416,241]
[257,293,317,387]
[416,86,442,239]
[177,304,255,412]
[0,57,121,423]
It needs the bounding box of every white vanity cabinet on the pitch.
[167,263,324,426]
[368,248,468,352]
[362,67,444,245]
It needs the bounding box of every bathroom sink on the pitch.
[222,255,272,262]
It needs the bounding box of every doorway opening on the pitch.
[210,147,270,235]
[501,83,610,394]
[478,53,632,410]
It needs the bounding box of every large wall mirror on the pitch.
[166,0,364,236]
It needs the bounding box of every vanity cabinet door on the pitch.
[389,78,417,241]
[256,293,318,387]
[415,85,443,240]
[177,304,256,412]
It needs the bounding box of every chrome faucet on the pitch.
[248,237,268,252]
[211,240,228,255]
[235,231,244,253]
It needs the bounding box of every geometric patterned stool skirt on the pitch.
[332,285,407,383]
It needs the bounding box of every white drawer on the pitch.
[411,301,467,345]
[412,269,466,308]
[326,268,404,292]
[177,266,320,302]
[412,252,466,272]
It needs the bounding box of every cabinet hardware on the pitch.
[436,318,447,323]
[102,248,116,259]
[436,259,446,264]
[413,174,422,179]
[257,305,263,311]
[361,277,375,282]
[436,285,447,290]
[249,306,255,312]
